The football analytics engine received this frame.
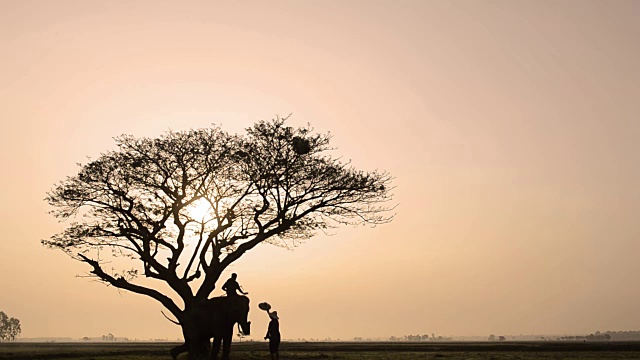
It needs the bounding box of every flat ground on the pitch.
[2,341,640,360]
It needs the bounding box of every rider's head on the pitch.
[231,273,237,279]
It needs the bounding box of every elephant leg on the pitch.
[221,324,234,360]
[170,342,189,360]
[211,336,222,360]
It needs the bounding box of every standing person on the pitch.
[264,311,281,360]
[221,273,248,297]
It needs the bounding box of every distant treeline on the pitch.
[558,331,640,341]
[387,334,453,341]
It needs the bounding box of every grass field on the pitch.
[2,341,640,360]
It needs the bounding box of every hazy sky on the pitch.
[1,0,639,340]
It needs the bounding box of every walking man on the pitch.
[264,310,280,360]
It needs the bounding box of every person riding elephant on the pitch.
[170,295,251,360]
[221,273,248,297]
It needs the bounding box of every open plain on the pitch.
[2,341,640,360]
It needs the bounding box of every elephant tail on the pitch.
[161,310,181,325]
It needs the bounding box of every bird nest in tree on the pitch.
[292,136,311,155]
[258,302,271,311]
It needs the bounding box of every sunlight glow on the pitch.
[187,199,213,221]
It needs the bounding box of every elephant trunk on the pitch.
[238,320,251,336]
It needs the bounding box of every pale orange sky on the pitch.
[1,0,639,340]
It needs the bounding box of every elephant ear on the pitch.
[258,302,271,311]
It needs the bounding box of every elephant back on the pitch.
[202,295,249,316]
[208,295,249,306]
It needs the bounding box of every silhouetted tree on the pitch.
[236,332,244,342]
[0,311,21,342]
[43,118,394,359]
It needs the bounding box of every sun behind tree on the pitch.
[187,198,214,222]
[43,117,394,360]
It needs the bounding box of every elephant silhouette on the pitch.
[170,295,251,360]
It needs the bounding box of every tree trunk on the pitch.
[186,337,211,360]
[179,316,211,360]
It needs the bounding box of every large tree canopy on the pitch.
[44,118,393,319]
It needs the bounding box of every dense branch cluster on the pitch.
[44,118,394,314]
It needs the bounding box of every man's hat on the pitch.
[269,311,279,320]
